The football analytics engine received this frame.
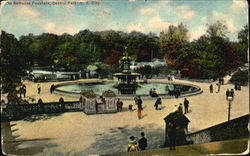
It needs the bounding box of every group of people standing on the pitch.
[209,78,226,93]
[209,78,239,101]
[226,89,235,100]
[173,98,190,114]
[128,132,147,152]
[149,88,158,97]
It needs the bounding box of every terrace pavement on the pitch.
[2,78,249,155]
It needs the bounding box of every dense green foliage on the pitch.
[1,22,249,94]
[0,31,28,93]
[19,30,160,72]
[230,70,249,86]
[159,22,246,79]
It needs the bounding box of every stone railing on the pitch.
[2,97,118,120]
[2,101,83,120]
[185,114,249,144]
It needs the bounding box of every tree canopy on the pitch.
[1,21,249,84]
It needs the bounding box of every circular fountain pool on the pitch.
[55,80,202,97]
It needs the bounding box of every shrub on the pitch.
[230,70,248,86]
[102,90,116,97]
[80,90,97,98]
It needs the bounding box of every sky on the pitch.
[0,0,248,41]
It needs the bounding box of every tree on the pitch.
[0,31,28,93]
[188,21,238,79]
[206,21,228,38]
[160,23,189,69]
[237,25,249,65]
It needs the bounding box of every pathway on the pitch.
[2,78,249,155]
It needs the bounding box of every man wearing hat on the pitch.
[138,132,147,151]
[128,136,138,152]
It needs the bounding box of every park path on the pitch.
[2,78,249,155]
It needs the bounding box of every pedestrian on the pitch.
[175,90,180,98]
[37,84,41,94]
[178,103,183,114]
[230,89,235,100]
[226,89,230,100]
[218,78,222,85]
[23,87,26,98]
[184,98,189,114]
[168,121,177,150]
[154,97,162,110]
[116,98,123,112]
[151,88,158,97]
[138,132,147,151]
[209,84,213,93]
[137,96,142,119]
[128,136,138,152]
[234,82,238,90]
[216,83,220,93]
[137,96,143,110]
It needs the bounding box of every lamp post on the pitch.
[227,96,233,121]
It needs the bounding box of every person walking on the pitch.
[226,89,230,100]
[230,89,235,100]
[137,97,142,119]
[116,98,123,112]
[178,103,183,114]
[37,84,41,94]
[210,84,213,93]
[23,86,26,98]
[168,121,177,150]
[138,132,147,151]
[154,98,162,110]
[175,90,180,98]
[128,136,138,152]
[184,98,189,114]
[137,96,143,110]
[216,83,221,93]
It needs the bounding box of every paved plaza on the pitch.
[3,78,249,155]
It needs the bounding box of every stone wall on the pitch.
[186,114,249,144]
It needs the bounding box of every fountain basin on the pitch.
[54,80,202,98]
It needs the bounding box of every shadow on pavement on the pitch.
[78,124,165,156]
[1,121,57,155]
[22,113,62,122]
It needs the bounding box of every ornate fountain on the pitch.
[113,47,141,94]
